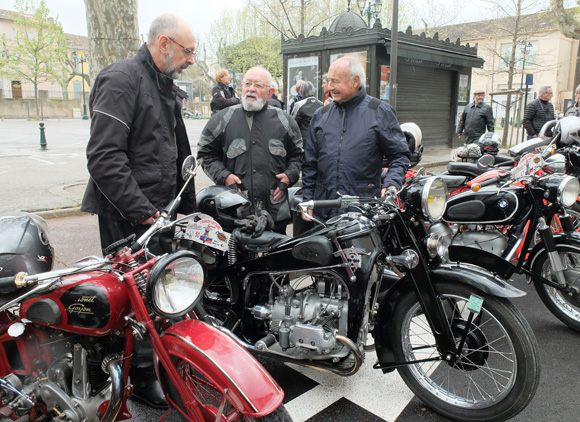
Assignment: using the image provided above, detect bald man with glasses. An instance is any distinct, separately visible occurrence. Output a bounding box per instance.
[81,14,197,409]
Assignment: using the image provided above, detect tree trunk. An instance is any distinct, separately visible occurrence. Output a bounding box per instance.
[84,0,140,84]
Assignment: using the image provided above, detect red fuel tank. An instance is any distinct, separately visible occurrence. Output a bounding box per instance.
[19,272,131,336]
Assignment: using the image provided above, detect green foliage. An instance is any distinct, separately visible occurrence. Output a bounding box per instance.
[1,0,68,95]
[225,37,283,80]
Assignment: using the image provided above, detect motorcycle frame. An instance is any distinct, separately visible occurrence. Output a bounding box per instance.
[117,249,284,420]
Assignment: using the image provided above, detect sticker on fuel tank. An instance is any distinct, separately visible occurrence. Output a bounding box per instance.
[61,284,110,328]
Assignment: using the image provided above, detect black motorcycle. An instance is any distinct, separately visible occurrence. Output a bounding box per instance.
[435,148,580,332]
[176,175,540,422]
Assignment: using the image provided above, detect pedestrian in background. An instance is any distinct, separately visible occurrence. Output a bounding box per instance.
[198,66,303,233]
[292,81,323,141]
[322,73,333,105]
[565,84,580,117]
[302,56,410,221]
[81,14,197,409]
[523,85,555,139]
[210,68,240,115]
[288,79,304,114]
[457,89,494,144]
[267,80,284,109]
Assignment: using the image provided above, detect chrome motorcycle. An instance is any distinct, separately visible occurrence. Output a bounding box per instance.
[176,175,540,422]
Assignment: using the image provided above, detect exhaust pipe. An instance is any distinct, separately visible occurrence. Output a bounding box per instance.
[220,326,363,376]
[101,354,124,422]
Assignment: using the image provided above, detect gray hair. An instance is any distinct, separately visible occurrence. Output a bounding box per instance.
[300,81,316,98]
[539,86,552,96]
[575,84,580,95]
[339,56,366,87]
[322,73,329,83]
[271,81,279,91]
[147,15,180,44]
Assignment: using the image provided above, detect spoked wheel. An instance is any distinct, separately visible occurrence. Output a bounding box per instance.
[391,282,540,422]
[160,357,292,422]
[532,244,580,332]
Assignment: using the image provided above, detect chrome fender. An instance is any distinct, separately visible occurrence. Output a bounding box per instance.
[160,319,283,418]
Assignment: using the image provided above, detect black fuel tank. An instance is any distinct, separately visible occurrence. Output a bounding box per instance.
[443,188,520,224]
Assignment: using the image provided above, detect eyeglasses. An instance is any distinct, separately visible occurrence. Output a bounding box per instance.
[166,36,196,58]
[242,80,268,90]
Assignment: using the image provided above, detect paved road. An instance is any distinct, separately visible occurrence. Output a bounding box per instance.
[0,119,214,215]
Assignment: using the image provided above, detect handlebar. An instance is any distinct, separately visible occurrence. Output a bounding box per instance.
[471,173,509,191]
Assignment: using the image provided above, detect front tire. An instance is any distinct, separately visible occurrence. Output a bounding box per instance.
[532,244,580,332]
[391,282,540,422]
[159,357,292,421]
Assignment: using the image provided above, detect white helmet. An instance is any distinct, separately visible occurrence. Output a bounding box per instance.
[555,116,580,146]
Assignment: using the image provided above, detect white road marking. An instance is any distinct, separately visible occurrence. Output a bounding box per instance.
[28,156,55,165]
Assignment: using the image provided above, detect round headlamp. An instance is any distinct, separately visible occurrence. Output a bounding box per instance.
[558,175,580,208]
[421,177,448,221]
[146,251,206,318]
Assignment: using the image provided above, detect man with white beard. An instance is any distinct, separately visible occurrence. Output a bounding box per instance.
[197,66,303,232]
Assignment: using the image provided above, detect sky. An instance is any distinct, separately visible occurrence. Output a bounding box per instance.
[0,0,562,40]
[0,0,534,39]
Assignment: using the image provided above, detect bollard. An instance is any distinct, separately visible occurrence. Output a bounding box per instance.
[39,122,47,150]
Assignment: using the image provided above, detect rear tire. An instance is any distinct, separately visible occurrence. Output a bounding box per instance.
[391,282,540,422]
[159,357,292,421]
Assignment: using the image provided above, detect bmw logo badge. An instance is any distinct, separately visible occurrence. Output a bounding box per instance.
[498,199,508,208]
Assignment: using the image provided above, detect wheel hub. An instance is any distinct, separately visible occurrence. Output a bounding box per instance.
[449,320,489,370]
[563,268,580,307]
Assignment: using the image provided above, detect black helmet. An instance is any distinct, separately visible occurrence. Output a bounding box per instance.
[196,186,253,232]
[0,214,54,277]
[477,133,501,155]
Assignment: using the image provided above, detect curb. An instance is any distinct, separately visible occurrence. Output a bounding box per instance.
[34,207,85,220]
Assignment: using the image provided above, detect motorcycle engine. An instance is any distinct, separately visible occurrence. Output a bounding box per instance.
[453,226,508,256]
[250,272,349,356]
[0,329,123,422]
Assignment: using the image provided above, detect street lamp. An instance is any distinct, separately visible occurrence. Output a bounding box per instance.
[71,51,89,120]
[519,40,533,90]
[357,0,383,27]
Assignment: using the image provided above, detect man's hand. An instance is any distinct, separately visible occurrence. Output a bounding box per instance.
[225,173,242,187]
[273,173,290,201]
[141,211,160,225]
[457,135,462,139]
[301,208,313,221]
[381,186,398,198]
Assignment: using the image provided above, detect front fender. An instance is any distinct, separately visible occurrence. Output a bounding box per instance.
[527,232,580,270]
[430,264,526,298]
[160,320,283,418]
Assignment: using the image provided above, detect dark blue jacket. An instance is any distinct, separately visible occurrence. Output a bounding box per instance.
[302,87,410,219]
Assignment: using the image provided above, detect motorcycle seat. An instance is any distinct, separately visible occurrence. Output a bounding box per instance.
[492,155,515,166]
[438,174,467,189]
[448,162,488,178]
[233,229,291,253]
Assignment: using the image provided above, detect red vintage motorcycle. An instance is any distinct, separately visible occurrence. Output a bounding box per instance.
[0,156,290,422]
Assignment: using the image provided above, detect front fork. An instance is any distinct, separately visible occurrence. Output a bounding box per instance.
[538,216,569,287]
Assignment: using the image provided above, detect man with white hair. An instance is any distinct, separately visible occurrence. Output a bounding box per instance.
[523,85,555,139]
[197,66,303,232]
[302,56,410,221]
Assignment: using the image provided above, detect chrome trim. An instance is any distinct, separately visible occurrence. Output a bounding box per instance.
[101,355,124,422]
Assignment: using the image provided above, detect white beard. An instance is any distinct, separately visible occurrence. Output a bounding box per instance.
[242,94,265,112]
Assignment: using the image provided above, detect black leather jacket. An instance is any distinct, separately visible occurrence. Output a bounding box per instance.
[457,102,494,138]
[523,99,555,137]
[210,82,239,114]
[81,44,195,225]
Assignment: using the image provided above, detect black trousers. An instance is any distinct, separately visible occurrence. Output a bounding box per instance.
[98,216,174,380]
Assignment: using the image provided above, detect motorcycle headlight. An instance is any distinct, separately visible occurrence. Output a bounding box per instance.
[146,251,206,319]
[558,175,580,207]
[421,177,448,221]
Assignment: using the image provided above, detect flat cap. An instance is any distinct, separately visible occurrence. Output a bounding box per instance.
[473,89,485,94]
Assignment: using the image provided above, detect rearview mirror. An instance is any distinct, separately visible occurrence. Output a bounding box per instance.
[181,156,197,181]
